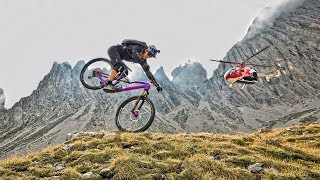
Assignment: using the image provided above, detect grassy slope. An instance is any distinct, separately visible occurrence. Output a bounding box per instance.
[0,124,319,180]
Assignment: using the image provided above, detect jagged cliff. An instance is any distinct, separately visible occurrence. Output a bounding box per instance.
[0,88,5,111]
[0,0,319,159]
[199,0,320,129]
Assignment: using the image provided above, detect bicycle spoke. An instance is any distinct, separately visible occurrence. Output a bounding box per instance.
[80,58,112,90]
[116,96,154,132]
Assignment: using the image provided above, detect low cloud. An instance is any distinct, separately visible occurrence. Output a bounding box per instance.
[247,0,305,37]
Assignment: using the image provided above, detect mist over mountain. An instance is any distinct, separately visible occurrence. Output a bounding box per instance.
[247,0,305,38]
[0,0,319,159]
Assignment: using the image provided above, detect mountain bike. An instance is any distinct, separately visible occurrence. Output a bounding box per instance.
[80,58,156,132]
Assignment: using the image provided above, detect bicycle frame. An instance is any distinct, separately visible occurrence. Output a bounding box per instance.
[95,70,151,93]
[96,70,152,115]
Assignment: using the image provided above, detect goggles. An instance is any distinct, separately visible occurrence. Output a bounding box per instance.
[147,46,160,58]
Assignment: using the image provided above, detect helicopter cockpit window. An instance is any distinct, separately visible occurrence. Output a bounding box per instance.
[228,68,235,76]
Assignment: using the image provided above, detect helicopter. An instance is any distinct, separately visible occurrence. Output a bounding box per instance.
[210,46,283,89]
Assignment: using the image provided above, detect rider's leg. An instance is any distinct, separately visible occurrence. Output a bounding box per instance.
[107,45,123,84]
[109,69,117,81]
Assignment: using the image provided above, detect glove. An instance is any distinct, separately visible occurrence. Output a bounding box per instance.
[153,81,162,92]
[156,86,163,92]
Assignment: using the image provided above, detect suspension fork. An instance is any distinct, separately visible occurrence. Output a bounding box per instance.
[131,89,149,113]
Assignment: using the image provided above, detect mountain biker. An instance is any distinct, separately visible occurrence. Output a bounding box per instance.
[104,39,162,92]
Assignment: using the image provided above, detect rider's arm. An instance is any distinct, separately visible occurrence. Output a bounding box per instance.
[132,45,157,83]
[141,62,162,92]
[141,62,155,82]
[132,45,162,92]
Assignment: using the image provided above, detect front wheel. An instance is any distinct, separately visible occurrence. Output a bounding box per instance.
[115,96,155,132]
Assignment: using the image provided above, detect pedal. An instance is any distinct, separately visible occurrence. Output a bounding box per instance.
[103,88,118,93]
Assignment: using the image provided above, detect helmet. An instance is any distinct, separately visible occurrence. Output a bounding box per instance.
[147,45,160,58]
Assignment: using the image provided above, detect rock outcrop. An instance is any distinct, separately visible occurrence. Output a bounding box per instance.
[0,88,5,111]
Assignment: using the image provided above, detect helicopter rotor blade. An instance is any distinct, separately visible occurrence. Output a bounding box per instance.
[246,63,273,67]
[244,45,271,62]
[209,59,242,65]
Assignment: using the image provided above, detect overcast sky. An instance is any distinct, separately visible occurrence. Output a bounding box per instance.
[0,0,280,108]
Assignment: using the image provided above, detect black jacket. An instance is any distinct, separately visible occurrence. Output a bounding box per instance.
[112,44,157,84]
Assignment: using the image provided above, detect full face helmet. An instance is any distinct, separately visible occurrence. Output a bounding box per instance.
[147,45,160,58]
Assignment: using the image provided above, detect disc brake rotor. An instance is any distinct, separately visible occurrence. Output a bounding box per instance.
[130,110,141,121]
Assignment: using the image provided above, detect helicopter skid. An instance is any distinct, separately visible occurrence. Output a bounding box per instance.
[235,79,257,84]
[228,80,257,89]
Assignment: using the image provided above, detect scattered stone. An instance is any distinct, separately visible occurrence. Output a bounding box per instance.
[80,132,99,136]
[179,163,186,171]
[32,160,39,164]
[259,127,271,133]
[55,164,65,171]
[158,174,166,180]
[103,132,116,138]
[99,168,113,178]
[66,133,73,140]
[83,172,94,179]
[53,176,61,179]
[66,132,99,140]
[63,144,74,150]
[122,143,136,149]
[93,163,102,167]
[248,163,264,173]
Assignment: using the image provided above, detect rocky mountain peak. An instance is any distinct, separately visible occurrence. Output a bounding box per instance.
[72,60,86,75]
[154,66,170,83]
[171,60,207,87]
[51,61,72,72]
[0,88,5,111]
[37,61,74,90]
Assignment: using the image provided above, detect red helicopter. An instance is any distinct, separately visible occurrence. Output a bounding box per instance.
[210,46,282,88]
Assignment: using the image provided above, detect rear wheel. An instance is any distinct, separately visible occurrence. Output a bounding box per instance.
[115,96,155,132]
[80,58,113,90]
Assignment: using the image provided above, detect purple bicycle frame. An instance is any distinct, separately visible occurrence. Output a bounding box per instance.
[96,70,151,92]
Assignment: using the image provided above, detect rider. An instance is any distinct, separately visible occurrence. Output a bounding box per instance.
[104,39,162,92]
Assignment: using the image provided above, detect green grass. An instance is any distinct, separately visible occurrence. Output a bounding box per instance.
[0,124,320,179]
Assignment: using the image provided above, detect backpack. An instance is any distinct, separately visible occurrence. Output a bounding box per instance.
[121,39,147,49]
